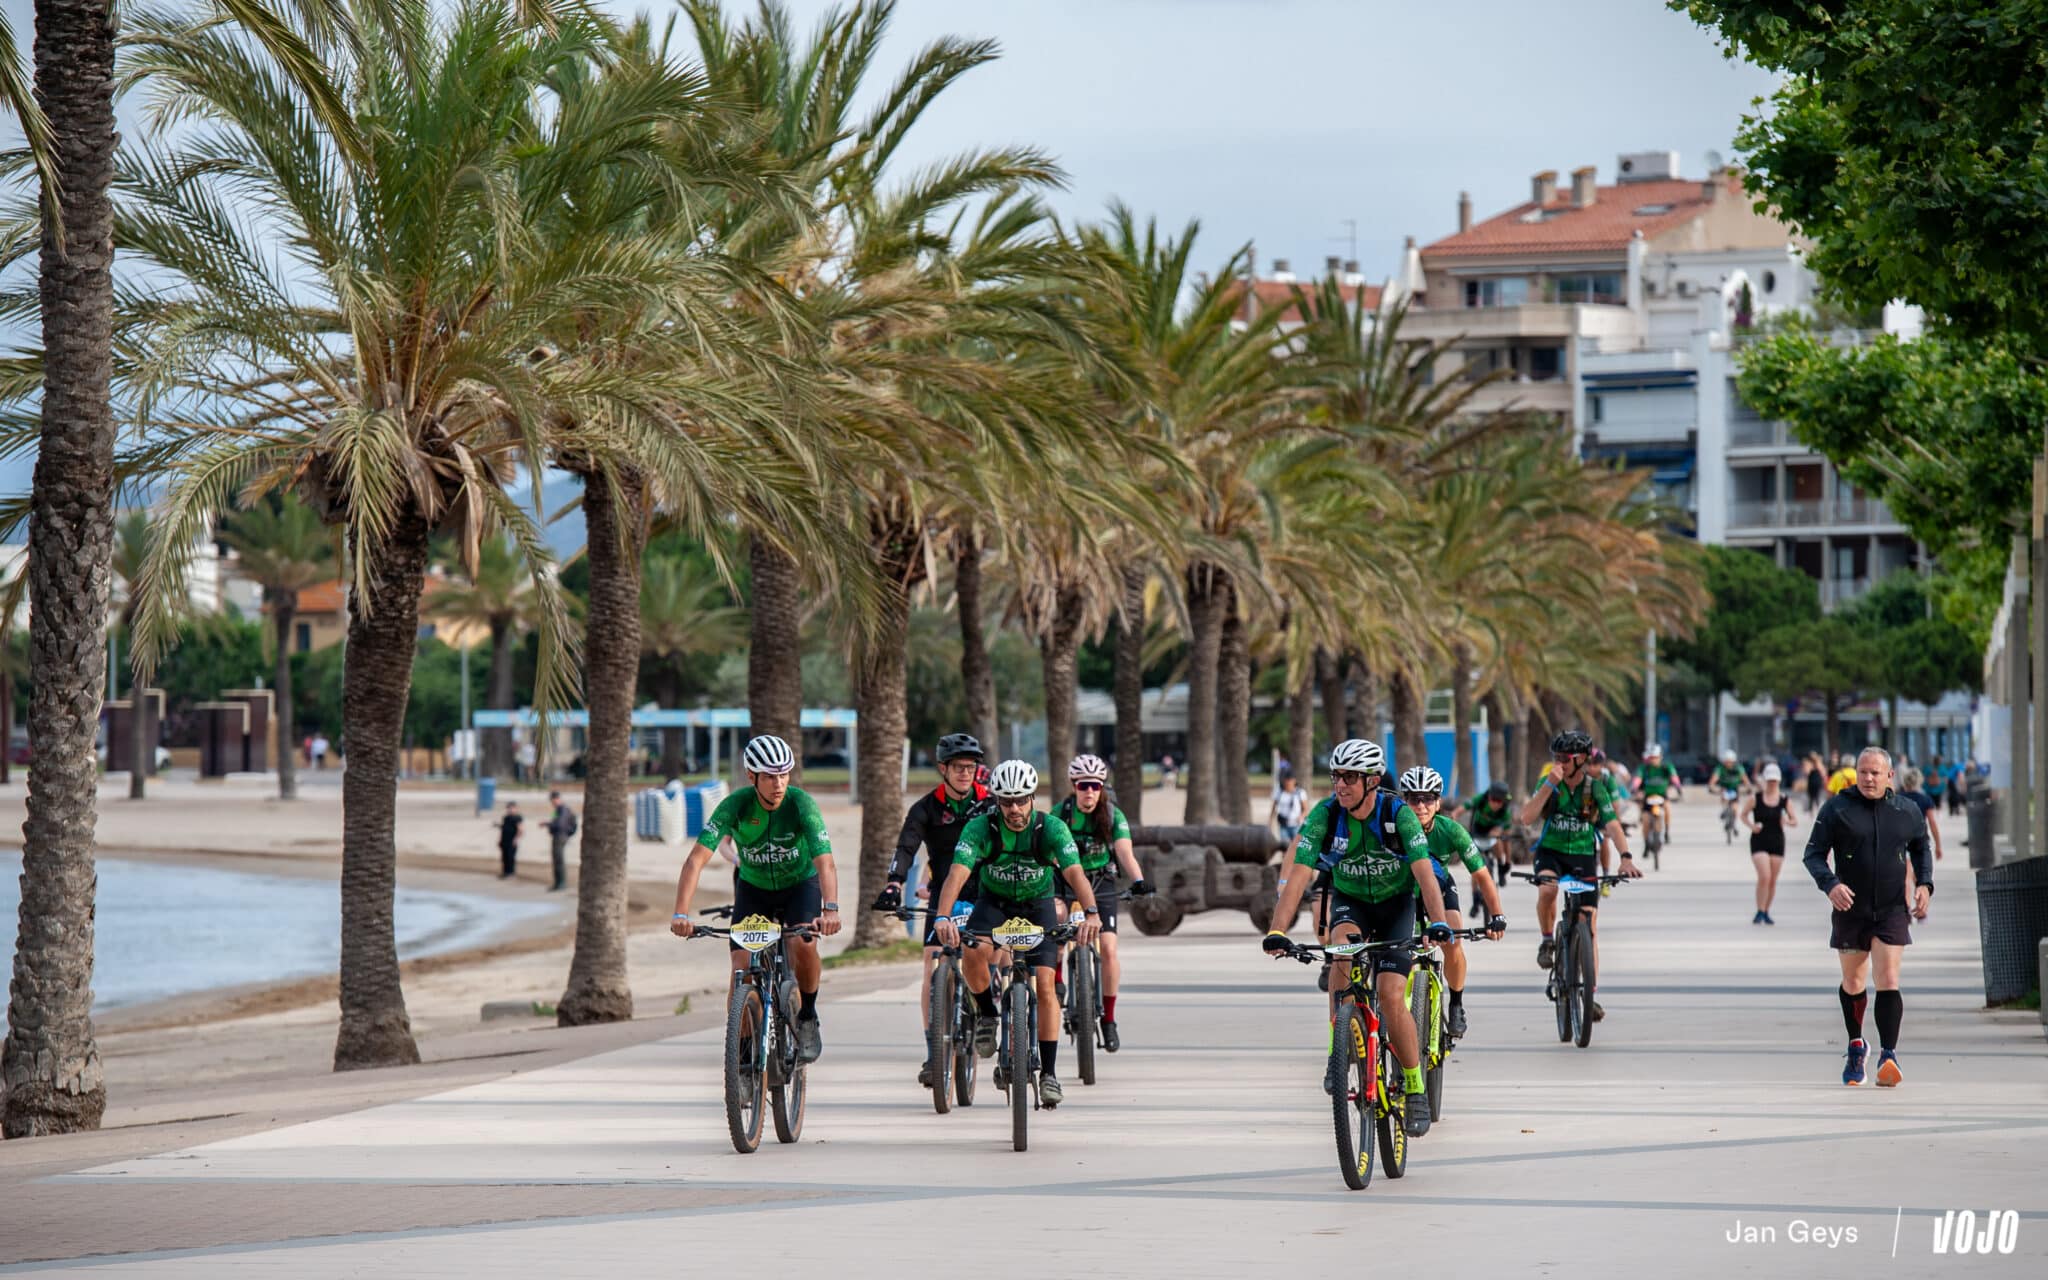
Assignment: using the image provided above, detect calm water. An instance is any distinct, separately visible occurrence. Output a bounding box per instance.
[0,853,556,1027]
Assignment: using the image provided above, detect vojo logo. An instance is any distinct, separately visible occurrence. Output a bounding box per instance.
[1932,1209,2020,1255]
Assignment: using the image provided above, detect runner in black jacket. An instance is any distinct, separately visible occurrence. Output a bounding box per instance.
[874,734,994,1088]
[1802,747,1932,1089]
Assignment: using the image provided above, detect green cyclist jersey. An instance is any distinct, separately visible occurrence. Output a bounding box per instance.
[1056,797,1131,873]
[1424,814,1486,874]
[1464,794,1513,832]
[952,811,1081,901]
[1638,761,1680,796]
[1293,796,1430,903]
[1712,764,1747,792]
[1534,776,1618,859]
[696,786,833,891]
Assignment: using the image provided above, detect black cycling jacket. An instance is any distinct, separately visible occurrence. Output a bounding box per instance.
[1802,787,1933,909]
[887,783,995,884]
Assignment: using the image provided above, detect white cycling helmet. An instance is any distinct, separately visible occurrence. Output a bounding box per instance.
[1397,765,1444,796]
[1329,739,1385,775]
[1722,749,1738,764]
[988,759,1039,799]
[1068,753,1109,782]
[1645,743,1664,760]
[742,734,796,776]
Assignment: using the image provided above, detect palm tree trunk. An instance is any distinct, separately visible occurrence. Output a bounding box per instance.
[747,535,803,781]
[852,516,920,948]
[1450,644,1476,795]
[955,528,998,753]
[1512,697,1534,794]
[1316,646,1346,747]
[4,0,119,1136]
[1345,650,1377,747]
[334,507,431,1071]
[274,598,298,801]
[1482,690,1507,793]
[483,617,514,778]
[1216,589,1251,823]
[1181,562,1228,824]
[1039,585,1084,796]
[125,639,146,799]
[1112,565,1146,824]
[1287,666,1314,793]
[558,468,645,1026]
[658,665,684,781]
[1390,670,1426,780]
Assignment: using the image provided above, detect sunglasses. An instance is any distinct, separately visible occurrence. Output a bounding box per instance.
[1331,770,1372,786]
[1402,791,1441,804]
[1074,780,1104,792]
[996,796,1034,809]
[1552,753,1586,765]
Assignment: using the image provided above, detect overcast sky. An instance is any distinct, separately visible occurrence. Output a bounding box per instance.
[0,0,1779,513]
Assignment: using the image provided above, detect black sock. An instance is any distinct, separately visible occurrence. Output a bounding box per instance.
[1874,989,1903,1051]
[974,987,996,1016]
[1839,986,1867,1041]
[799,989,818,1021]
[1040,1039,1058,1076]
[1449,988,1464,1008]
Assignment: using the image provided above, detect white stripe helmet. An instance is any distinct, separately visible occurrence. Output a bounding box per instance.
[1068,753,1110,782]
[1329,739,1385,775]
[988,759,1039,799]
[1398,765,1444,796]
[742,734,796,776]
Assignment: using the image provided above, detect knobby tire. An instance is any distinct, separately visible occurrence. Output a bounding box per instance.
[1573,918,1597,1048]
[1332,1002,1373,1190]
[1073,947,1098,1087]
[1376,1003,1409,1179]
[723,983,766,1154]
[928,962,954,1115]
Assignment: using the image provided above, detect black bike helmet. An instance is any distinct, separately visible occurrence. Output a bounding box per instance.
[935,733,985,763]
[1550,729,1594,756]
[1487,781,1509,801]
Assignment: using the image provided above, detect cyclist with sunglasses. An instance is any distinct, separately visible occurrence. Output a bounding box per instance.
[1518,730,1641,1021]
[1398,766,1506,1039]
[1053,755,1151,1051]
[1260,739,1452,1137]
[933,760,1103,1108]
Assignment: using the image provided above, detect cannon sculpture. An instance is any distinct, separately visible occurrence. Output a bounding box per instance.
[1123,824,1300,936]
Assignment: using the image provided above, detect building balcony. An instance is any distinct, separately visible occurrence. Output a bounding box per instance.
[1460,378,1573,417]
[1407,302,1602,342]
[1822,578,1872,610]
[1727,496,1903,533]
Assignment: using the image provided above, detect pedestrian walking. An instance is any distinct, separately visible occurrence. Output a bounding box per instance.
[1898,767,1945,862]
[516,738,537,786]
[1826,752,1856,795]
[544,789,579,891]
[1741,764,1796,924]
[1803,754,1826,814]
[1159,753,1177,790]
[497,802,523,878]
[1269,771,1308,846]
[1945,760,1967,816]
[311,733,331,770]
[1803,747,1933,1088]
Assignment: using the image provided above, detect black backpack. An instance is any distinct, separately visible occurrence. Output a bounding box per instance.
[1315,792,1409,870]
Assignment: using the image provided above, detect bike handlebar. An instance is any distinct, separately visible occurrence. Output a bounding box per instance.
[1509,871,1633,887]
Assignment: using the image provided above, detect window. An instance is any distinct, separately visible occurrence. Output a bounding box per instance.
[295,623,312,653]
[1762,270,1777,295]
[1529,346,1563,381]
[1589,393,1603,424]
[1462,277,1528,308]
[1553,273,1622,304]
[1632,203,1675,216]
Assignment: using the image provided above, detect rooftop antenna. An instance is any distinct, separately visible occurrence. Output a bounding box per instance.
[1329,219,1358,266]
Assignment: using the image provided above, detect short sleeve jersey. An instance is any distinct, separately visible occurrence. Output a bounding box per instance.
[1638,761,1680,796]
[1055,799,1131,874]
[1712,764,1747,792]
[696,786,833,891]
[1424,814,1485,875]
[1828,767,1857,794]
[953,812,1081,901]
[1535,777,1618,859]
[1293,796,1430,903]
[1463,794,1512,833]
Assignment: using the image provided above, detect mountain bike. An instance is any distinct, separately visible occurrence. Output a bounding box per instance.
[1513,870,1629,1048]
[1280,937,1430,1190]
[1719,788,1741,844]
[1640,794,1667,870]
[1473,833,1513,885]
[1061,888,1139,1086]
[1404,924,1494,1122]
[688,906,817,1154]
[961,918,1079,1152]
[881,903,979,1114]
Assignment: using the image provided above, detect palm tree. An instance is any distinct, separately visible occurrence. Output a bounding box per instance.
[220,493,335,800]
[426,535,545,781]
[640,550,748,778]
[109,512,156,800]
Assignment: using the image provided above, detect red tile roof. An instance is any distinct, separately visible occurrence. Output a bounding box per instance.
[297,579,346,614]
[1423,175,1737,258]
[1229,277,1383,322]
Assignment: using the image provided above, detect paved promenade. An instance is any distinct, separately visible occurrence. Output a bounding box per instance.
[2,802,2043,1276]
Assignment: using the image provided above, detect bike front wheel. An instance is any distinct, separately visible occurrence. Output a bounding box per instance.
[1376,1013,1409,1179]
[1008,983,1033,1152]
[927,961,955,1115]
[1071,946,1098,1087]
[771,1023,806,1144]
[1407,966,1442,1121]
[1553,932,1574,1043]
[953,973,978,1107]
[723,983,767,1154]
[1572,918,1598,1049]
[1332,1003,1374,1190]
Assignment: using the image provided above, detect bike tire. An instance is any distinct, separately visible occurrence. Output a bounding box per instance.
[1332,1003,1373,1190]
[927,962,955,1115]
[1376,1014,1409,1179]
[770,1027,806,1144]
[1072,947,1098,1087]
[1426,975,1446,1123]
[722,983,766,1154]
[1553,930,1574,1042]
[1407,966,1440,1120]
[1572,918,1597,1049]
[1008,983,1033,1152]
[953,974,978,1107]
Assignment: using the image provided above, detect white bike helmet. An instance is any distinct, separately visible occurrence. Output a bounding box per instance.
[1721,749,1738,765]
[1645,743,1664,760]
[742,734,796,776]
[1329,739,1385,775]
[988,759,1039,799]
[1068,753,1109,782]
[1397,765,1444,796]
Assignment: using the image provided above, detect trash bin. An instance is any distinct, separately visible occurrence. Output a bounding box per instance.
[476,775,497,814]
[1967,781,1997,869]
[1974,855,2048,1004]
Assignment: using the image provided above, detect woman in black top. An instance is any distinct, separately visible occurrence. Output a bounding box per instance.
[1803,754,1826,814]
[1743,763,1798,924]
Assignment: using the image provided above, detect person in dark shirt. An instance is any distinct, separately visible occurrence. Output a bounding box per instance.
[1803,747,1933,1089]
[497,802,523,878]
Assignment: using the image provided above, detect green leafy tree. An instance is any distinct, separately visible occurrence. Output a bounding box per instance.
[1735,618,1881,764]
[640,553,747,779]
[427,535,547,781]
[1656,544,1818,749]
[1837,571,1982,747]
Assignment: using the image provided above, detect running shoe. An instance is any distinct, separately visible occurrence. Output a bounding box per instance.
[1753,910,1767,924]
[1537,938,1556,970]
[1761,912,1775,925]
[1842,1038,1868,1086]
[1875,1049,1903,1087]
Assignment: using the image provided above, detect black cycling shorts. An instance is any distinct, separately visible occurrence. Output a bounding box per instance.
[1831,906,1912,951]
[966,895,1062,969]
[1058,868,1121,934]
[729,876,822,954]
[1533,850,1600,911]
[1322,888,1417,976]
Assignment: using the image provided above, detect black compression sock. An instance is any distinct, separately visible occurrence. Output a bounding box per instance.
[1874,989,1903,1051]
[1449,988,1464,1008]
[799,989,818,1021]
[1040,1039,1058,1076]
[1839,986,1867,1041]
[974,987,997,1016]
